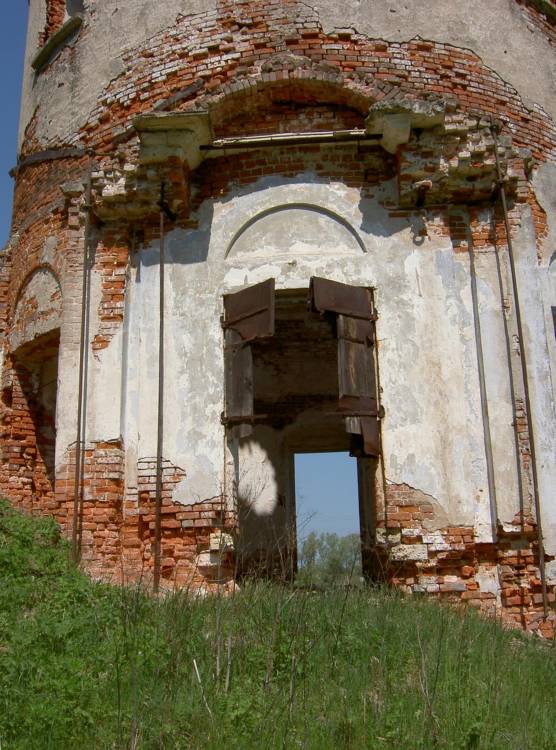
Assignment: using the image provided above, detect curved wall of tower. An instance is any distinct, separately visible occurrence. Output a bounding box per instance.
[2,0,556,633]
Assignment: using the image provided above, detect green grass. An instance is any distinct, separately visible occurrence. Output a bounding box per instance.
[0,500,555,750]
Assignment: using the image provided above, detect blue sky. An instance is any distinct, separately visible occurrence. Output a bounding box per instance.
[0,6,360,540]
[295,452,359,540]
[1,5,28,247]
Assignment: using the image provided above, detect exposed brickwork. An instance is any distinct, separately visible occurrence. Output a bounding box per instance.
[70,1,556,166]
[119,458,235,589]
[0,337,59,520]
[91,227,129,352]
[193,142,393,204]
[376,483,556,638]
[51,450,236,590]
[0,246,13,340]
[213,92,366,138]
[527,188,550,260]
[515,0,556,47]
[40,0,67,47]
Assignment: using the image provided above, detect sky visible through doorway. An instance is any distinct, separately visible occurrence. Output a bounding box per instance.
[295,452,360,540]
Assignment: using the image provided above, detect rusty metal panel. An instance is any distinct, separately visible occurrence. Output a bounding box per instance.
[338,338,375,400]
[303,275,382,457]
[337,315,374,345]
[337,313,377,419]
[360,417,380,457]
[223,278,275,342]
[310,277,371,320]
[224,329,253,437]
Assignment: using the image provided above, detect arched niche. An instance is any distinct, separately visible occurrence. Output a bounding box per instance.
[226,203,366,260]
[10,267,62,352]
[208,73,370,138]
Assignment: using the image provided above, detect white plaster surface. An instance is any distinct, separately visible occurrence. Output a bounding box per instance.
[512,209,556,555]
[477,565,502,606]
[531,164,556,554]
[227,204,365,259]
[472,249,522,529]
[316,0,556,120]
[113,172,535,539]
[13,1,556,567]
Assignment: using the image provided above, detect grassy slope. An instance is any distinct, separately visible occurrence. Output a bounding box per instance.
[0,500,555,750]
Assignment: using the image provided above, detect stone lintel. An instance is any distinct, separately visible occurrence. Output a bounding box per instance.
[133,111,212,170]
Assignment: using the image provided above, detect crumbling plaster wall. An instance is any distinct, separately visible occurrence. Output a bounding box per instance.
[10,267,62,352]
[7,0,554,616]
[119,173,536,546]
[503,159,556,557]
[20,0,556,149]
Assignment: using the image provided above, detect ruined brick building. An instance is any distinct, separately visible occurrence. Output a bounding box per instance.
[2,0,556,634]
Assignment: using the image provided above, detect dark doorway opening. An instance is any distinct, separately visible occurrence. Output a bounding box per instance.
[225,279,380,584]
[12,330,60,508]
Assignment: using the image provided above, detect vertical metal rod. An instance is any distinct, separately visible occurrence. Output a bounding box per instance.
[466,217,499,541]
[71,176,92,563]
[491,123,549,617]
[153,187,166,593]
[372,292,388,577]
[77,253,92,556]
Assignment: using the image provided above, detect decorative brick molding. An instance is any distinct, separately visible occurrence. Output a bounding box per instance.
[76,2,556,165]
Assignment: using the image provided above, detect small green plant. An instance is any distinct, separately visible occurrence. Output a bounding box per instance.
[0,500,555,749]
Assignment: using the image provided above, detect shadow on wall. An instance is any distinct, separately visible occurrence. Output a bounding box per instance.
[232,426,294,581]
[138,202,214,267]
[136,159,429,269]
[226,202,367,259]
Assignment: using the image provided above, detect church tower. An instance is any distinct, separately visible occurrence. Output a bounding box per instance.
[2,0,556,634]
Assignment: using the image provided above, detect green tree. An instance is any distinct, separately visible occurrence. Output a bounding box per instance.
[297,531,362,587]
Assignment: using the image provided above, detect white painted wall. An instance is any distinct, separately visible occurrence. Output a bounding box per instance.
[112,172,545,542]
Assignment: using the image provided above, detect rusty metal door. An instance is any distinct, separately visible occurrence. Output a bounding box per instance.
[309,277,381,457]
[222,278,275,437]
[357,456,379,581]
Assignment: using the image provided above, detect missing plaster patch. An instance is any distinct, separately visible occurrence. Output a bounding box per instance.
[384,481,450,531]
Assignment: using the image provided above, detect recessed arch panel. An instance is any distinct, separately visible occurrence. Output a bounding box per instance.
[10,266,62,352]
[226,203,366,260]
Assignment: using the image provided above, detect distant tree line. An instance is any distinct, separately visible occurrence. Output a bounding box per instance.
[296,532,362,587]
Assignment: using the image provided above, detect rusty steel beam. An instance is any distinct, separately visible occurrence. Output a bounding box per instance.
[491,121,549,618]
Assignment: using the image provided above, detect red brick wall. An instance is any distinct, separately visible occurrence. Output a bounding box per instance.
[54,449,236,590]
[40,0,67,46]
[91,227,129,352]
[76,2,556,164]
[514,0,556,46]
[0,341,59,520]
[121,458,235,589]
[377,483,555,637]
